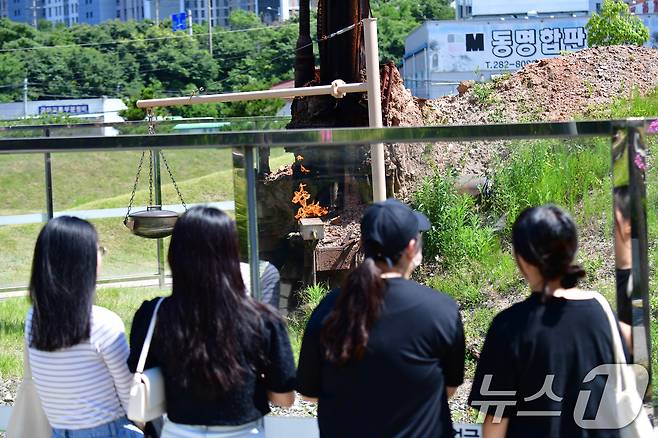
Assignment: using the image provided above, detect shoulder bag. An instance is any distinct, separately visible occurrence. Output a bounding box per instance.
[586,293,654,438]
[127,297,166,423]
[6,337,51,438]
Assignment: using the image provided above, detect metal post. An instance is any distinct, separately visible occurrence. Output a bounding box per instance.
[152,149,165,288]
[187,8,193,36]
[23,78,28,118]
[244,146,261,301]
[207,0,213,57]
[625,123,653,408]
[44,128,54,220]
[155,0,160,24]
[363,18,386,202]
[31,0,37,27]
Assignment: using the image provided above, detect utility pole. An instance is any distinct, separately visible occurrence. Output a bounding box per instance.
[208,0,213,57]
[31,0,37,28]
[155,0,160,25]
[23,78,28,119]
[187,8,193,36]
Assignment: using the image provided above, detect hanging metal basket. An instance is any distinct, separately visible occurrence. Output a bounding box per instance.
[125,206,179,239]
[123,110,187,239]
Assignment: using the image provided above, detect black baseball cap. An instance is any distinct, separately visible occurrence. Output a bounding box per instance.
[361,199,431,258]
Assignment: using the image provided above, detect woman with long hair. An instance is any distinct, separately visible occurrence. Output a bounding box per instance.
[27,216,142,438]
[128,206,295,438]
[468,205,630,438]
[296,199,466,437]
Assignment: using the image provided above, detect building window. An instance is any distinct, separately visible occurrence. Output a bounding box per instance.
[117,10,120,17]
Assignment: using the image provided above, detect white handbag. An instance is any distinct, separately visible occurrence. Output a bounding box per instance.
[127,297,166,423]
[6,338,51,438]
[583,293,654,437]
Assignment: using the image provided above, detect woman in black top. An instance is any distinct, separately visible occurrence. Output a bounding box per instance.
[128,207,296,438]
[297,199,466,438]
[468,205,628,438]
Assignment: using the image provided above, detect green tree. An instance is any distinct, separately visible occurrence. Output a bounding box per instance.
[229,9,263,30]
[120,83,167,121]
[371,0,453,63]
[586,0,649,46]
[0,54,25,102]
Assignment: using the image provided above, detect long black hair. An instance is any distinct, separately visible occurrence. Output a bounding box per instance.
[29,216,98,351]
[156,206,272,397]
[512,205,586,300]
[321,239,411,365]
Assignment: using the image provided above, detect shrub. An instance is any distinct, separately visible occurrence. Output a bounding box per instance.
[413,173,495,266]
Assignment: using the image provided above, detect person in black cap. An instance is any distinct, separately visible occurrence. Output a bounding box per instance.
[296,199,465,438]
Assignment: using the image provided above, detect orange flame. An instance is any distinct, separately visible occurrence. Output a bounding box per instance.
[292,183,328,220]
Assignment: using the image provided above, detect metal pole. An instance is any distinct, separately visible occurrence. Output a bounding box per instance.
[23,78,28,118]
[363,18,386,202]
[187,8,193,36]
[244,146,261,300]
[155,0,160,25]
[625,123,653,408]
[32,0,37,27]
[44,128,54,220]
[208,0,213,57]
[152,149,165,288]
[136,82,368,108]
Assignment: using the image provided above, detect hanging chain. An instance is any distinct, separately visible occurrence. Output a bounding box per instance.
[160,151,187,210]
[146,108,186,210]
[124,150,146,225]
[146,108,156,207]
[148,149,154,206]
[147,108,156,135]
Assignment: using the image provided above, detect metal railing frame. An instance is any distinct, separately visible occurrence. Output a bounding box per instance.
[0,118,655,414]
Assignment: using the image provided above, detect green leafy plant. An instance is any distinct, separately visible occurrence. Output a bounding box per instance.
[471,82,497,106]
[288,283,329,359]
[586,0,649,46]
[414,173,495,265]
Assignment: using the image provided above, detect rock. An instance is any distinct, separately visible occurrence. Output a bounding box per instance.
[457,80,476,95]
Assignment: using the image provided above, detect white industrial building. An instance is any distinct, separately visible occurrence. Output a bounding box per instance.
[0,97,126,121]
[405,0,658,98]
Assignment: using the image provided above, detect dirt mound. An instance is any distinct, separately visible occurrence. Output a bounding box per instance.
[382,45,658,199]
[422,45,658,125]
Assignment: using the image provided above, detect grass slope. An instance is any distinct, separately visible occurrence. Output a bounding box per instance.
[0,151,293,286]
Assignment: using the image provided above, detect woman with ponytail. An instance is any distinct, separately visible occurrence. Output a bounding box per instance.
[297,199,465,438]
[469,205,629,438]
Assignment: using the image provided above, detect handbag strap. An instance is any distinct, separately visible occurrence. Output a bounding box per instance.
[591,292,627,365]
[136,297,165,374]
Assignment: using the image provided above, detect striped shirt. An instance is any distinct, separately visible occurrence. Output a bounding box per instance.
[26,305,133,430]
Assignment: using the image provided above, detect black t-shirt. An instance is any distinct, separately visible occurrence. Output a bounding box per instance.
[616,268,632,325]
[296,278,465,438]
[468,293,629,438]
[128,297,296,426]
